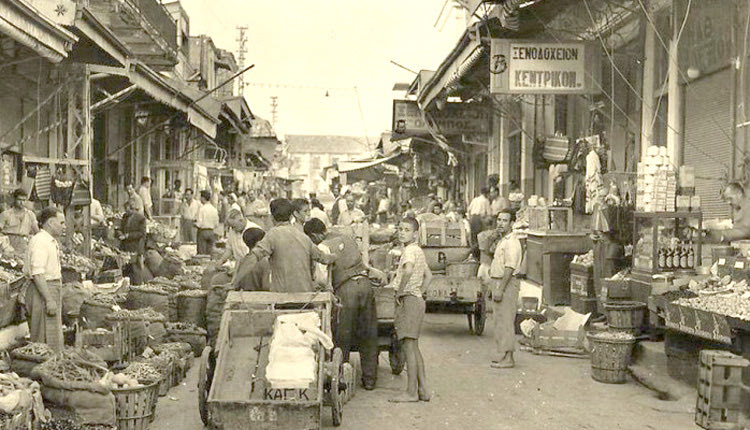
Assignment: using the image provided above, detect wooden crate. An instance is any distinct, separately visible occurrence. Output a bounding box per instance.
[695,350,750,430]
[75,324,128,362]
[569,262,594,297]
[419,221,467,247]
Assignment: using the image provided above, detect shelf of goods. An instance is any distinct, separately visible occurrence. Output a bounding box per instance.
[631,211,702,303]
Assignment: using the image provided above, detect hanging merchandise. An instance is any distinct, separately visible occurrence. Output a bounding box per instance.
[34,167,51,200]
[194,164,208,191]
[20,171,34,198]
[585,144,604,214]
[70,178,92,206]
[50,168,73,207]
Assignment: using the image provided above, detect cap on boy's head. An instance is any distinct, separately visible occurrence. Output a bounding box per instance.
[303,218,326,237]
[270,198,294,222]
[242,228,265,250]
[200,190,211,201]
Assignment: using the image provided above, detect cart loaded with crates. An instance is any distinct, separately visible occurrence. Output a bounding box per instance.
[198,291,351,429]
[419,220,487,335]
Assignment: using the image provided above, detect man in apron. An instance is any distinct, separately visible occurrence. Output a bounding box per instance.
[25,207,66,350]
[0,189,38,256]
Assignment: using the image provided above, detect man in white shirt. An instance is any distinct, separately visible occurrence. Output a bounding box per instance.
[195,190,219,255]
[180,188,201,242]
[467,187,492,251]
[25,207,65,350]
[214,208,262,268]
[138,176,153,219]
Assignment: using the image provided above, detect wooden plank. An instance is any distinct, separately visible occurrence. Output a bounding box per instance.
[23,155,88,166]
[225,291,334,306]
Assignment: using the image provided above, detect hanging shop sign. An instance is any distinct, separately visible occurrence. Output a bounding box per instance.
[489,39,601,95]
[392,100,490,136]
[676,0,733,80]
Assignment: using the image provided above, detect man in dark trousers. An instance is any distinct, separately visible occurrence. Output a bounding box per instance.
[303,218,380,390]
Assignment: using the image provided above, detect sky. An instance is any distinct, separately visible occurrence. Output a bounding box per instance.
[178,0,468,139]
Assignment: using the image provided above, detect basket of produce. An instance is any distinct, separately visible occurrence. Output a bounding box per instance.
[122,362,164,423]
[32,349,117,426]
[0,372,47,430]
[152,343,193,377]
[446,260,479,278]
[603,301,646,334]
[9,343,56,377]
[587,331,636,384]
[165,322,207,357]
[132,355,174,397]
[175,289,207,328]
[125,284,176,320]
[80,294,122,329]
[61,252,99,277]
[0,279,22,328]
[75,325,128,363]
[101,372,158,430]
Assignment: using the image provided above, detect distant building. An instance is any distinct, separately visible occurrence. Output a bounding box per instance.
[284,135,373,197]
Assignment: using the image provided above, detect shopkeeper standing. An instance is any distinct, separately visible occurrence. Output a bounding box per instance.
[25,207,65,350]
[0,189,39,255]
[707,182,750,243]
[195,190,219,255]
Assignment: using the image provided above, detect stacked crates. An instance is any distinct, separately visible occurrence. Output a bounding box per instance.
[569,261,596,314]
[695,350,749,430]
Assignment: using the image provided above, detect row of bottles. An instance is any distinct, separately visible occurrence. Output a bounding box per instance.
[657,243,695,270]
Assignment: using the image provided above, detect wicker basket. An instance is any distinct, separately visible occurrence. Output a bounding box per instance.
[603,301,646,334]
[112,382,159,430]
[166,329,207,357]
[446,261,479,278]
[587,332,636,384]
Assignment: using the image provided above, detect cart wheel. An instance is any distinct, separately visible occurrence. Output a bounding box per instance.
[388,333,405,375]
[472,297,486,336]
[331,347,343,427]
[198,346,213,427]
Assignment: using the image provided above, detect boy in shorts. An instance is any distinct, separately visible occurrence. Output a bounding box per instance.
[389,216,432,402]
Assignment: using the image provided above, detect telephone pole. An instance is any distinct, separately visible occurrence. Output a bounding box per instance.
[270,96,278,127]
[236,26,248,96]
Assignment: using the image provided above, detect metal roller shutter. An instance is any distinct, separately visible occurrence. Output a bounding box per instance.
[683,69,732,219]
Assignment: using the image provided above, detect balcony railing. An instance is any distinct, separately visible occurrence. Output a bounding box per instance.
[131,0,177,52]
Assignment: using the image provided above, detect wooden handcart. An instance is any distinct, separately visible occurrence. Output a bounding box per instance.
[198,291,347,429]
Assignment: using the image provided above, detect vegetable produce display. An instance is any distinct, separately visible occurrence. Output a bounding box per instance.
[60,252,98,274]
[11,343,56,362]
[152,342,192,357]
[588,331,635,341]
[107,308,166,322]
[0,372,47,430]
[166,322,205,333]
[100,372,143,389]
[122,362,163,385]
[670,275,750,321]
[147,220,178,241]
[0,266,23,283]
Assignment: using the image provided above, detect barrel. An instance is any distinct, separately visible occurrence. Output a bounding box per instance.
[603,301,646,334]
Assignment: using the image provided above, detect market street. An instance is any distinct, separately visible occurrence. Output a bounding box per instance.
[153,313,696,430]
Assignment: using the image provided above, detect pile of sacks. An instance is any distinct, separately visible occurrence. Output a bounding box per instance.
[265,313,333,388]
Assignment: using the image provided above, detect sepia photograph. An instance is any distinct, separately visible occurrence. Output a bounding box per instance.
[0,0,747,429]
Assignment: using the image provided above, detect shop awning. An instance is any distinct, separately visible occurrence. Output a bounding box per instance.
[0,0,77,62]
[417,25,485,109]
[90,62,221,137]
[336,152,402,174]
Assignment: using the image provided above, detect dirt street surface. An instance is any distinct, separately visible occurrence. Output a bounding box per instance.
[153,314,697,430]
